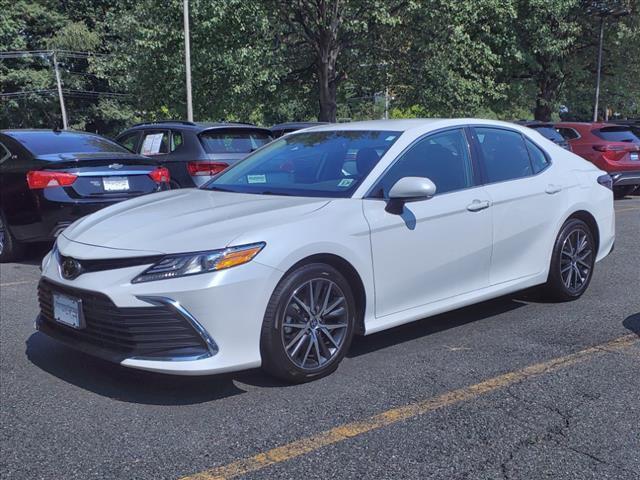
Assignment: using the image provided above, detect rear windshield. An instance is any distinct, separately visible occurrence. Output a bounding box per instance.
[530,126,565,143]
[10,131,127,155]
[594,127,640,143]
[199,129,272,154]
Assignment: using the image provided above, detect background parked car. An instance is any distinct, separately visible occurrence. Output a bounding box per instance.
[516,121,571,150]
[0,129,170,262]
[270,122,329,138]
[554,122,640,198]
[116,121,273,188]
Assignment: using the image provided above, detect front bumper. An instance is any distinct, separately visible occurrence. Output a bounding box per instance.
[38,243,283,375]
[610,170,640,187]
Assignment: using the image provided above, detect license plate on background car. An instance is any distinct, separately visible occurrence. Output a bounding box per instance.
[630,152,639,161]
[53,293,84,329]
[103,176,130,191]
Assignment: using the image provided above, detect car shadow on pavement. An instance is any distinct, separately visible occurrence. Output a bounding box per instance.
[348,294,529,358]
[25,332,247,405]
[623,313,640,337]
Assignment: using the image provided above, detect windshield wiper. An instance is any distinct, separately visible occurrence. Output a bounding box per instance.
[259,191,292,196]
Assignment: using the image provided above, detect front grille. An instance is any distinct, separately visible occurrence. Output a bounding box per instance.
[57,253,164,274]
[37,279,209,361]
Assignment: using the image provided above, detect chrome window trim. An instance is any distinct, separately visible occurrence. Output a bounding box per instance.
[136,295,219,360]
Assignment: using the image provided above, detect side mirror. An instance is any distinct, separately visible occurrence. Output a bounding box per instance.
[386,177,436,214]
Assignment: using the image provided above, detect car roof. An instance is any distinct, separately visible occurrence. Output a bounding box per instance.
[123,121,271,133]
[1,129,104,139]
[297,118,534,134]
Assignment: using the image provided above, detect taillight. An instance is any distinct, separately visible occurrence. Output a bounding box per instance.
[26,170,77,189]
[187,161,229,176]
[594,144,639,161]
[597,174,613,190]
[148,167,170,183]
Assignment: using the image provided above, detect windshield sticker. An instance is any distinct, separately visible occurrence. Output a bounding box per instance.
[385,135,397,142]
[338,178,354,188]
[247,174,267,184]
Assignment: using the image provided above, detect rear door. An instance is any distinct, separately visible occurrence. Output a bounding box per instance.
[472,126,569,285]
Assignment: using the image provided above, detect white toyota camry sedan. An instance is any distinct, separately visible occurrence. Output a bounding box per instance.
[38,119,615,382]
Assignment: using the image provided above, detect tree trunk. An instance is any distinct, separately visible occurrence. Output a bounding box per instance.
[317,61,338,122]
[534,100,553,122]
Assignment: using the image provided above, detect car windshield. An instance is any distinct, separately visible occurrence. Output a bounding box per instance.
[594,127,640,143]
[203,130,401,197]
[199,129,272,154]
[11,131,127,155]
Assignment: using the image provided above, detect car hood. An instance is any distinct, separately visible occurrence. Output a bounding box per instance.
[62,189,331,254]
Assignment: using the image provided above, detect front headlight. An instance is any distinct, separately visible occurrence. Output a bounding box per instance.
[131,242,265,284]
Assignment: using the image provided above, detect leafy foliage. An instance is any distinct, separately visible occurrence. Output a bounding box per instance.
[1,0,638,134]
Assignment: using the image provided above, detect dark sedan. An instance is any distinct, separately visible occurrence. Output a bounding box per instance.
[0,129,170,262]
[516,121,571,151]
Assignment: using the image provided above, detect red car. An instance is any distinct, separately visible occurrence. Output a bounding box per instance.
[555,122,640,198]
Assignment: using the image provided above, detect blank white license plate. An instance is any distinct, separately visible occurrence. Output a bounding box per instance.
[103,176,130,191]
[53,293,84,329]
[630,153,639,161]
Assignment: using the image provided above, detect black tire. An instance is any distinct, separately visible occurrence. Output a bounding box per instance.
[260,263,357,383]
[0,212,26,263]
[542,218,596,302]
[613,185,634,199]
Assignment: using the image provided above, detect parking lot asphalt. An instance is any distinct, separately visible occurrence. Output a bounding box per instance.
[1,197,639,480]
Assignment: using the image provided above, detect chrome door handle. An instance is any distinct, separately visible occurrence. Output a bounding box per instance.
[546,184,563,194]
[467,200,491,212]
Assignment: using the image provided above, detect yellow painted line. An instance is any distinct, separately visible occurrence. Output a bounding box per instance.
[181,334,638,480]
[0,280,33,288]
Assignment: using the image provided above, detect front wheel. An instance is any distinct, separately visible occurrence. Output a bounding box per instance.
[542,218,596,302]
[260,263,356,383]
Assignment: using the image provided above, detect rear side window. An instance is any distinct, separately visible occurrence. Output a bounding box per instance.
[593,127,640,143]
[171,131,183,151]
[376,129,474,196]
[141,131,170,155]
[556,127,580,140]
[475,128,532,183]
[525,139,550,174]
[199,130,272,154]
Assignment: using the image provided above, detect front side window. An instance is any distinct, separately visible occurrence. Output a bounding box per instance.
[141,130,170,155]
[374,129,474,197]
[118,132,140,153]
[204,130,400,198]
[475,128,532,183]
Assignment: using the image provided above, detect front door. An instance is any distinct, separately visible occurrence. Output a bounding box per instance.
[363,128,493,318]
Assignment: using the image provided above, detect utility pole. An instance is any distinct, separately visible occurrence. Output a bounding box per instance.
[52,51,68,129]
[593,16,605,122]
[384,87,389,120]
[183,0,193,122]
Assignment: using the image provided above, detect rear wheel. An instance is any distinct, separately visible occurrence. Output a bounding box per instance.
[542,218,596,301]
[260,263,356,383]
[0,213,26,263]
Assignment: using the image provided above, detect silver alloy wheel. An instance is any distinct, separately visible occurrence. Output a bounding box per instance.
[560,228,593,293]
[281,278,349,370]
[0,216,5,255]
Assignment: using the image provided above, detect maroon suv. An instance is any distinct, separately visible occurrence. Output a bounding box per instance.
[555,122,640,198]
